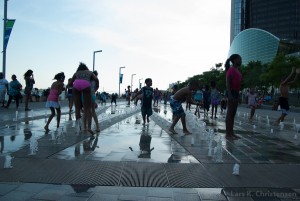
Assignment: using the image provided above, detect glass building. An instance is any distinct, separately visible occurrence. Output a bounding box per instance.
[230,0,300,44]
[229,28,280,64]
[229,0,300,64]
[230,0,247,43]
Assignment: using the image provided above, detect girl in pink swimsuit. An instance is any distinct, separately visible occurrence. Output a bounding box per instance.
[70,62,99,135]
[44,72,65,131]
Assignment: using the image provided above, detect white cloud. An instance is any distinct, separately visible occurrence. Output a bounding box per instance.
[3,0,231,91]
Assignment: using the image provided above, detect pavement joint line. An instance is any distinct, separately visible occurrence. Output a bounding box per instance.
[221,146,241,164]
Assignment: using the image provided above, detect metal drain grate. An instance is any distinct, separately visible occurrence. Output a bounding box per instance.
[120,162,169,187]
[164,163,221,188]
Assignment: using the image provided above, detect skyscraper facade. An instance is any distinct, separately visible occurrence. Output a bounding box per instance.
[231,0,300,44]
[229,0,300,64]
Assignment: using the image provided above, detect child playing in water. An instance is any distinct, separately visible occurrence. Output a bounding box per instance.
[210,81,220,119]
[168,80,200,135]
[44,72,65,131]
[131,78,154,125]
[70,62,99,135]
[247,87,257,122]
[276,67,300,123]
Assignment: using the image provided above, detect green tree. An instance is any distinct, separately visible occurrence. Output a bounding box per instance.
[169,55,300,95]
[262,53,300,88]
[241,61,270,93]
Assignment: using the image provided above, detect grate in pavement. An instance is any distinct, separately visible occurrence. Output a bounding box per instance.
[164,163,221,188]
[119,162,169,187]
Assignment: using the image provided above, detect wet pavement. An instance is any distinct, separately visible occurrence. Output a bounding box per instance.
[0,100,300,201]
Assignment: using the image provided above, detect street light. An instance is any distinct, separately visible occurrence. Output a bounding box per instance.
[119,66,125,97]
[131,74,136,91]
[139,78,143,89]
[2,0,7,77]
[93,50,102,71]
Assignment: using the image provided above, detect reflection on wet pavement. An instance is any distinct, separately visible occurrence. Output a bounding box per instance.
[151,104,300,164]
[0,118,47,155]
[51,112,199,163]
[1,101,300,200]
[0,102,300,165]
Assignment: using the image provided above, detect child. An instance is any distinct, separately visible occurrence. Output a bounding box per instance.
[132,88,138,106]
[210,81,220,119]
[44,72,65,131]
[220,96,227,114]
[131,78,153,125]
[5,74,22,109]
[171,84,179,121]
[193,89,203,118]
[185,100,191,111]
[168,80,200,135]
[126,85,131,106]
[23,69,35,111]
[153,88,160,107]
[276,67,299,123]
[171,84,178,95]
[0,72,9,107]
[202,84,210,118]
[65,78,73,112]
[247,88,257,122]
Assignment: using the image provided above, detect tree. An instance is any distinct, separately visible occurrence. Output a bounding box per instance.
[263,54,300,88]
[241,61,271,93]
[168,55,300,95]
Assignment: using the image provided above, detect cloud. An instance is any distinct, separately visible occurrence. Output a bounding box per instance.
[4,0,231,91]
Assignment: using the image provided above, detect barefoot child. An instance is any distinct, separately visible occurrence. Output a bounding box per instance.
[168,80,200,135]
[131,78,153,125]
[276,67,299,123]
[44,72,65,131]
[220,96,227,114]
[210,81,220,119]
[247,87,257,122]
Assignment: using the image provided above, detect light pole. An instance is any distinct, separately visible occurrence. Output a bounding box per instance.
[131,74,136,91]
[2,0,7,77]
[93,50,102,71]
[119,66,125,97]
[139,78,143,89]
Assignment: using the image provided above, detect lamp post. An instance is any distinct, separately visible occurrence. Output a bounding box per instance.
[93,50,102,71]
[119,66,125,97]
[131,74,136,91]
[139,78,143,89]
[2,0,7,77]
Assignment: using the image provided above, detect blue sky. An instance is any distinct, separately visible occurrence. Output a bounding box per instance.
[1,0,231,93]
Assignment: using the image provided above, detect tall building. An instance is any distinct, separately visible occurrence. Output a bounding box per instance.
[229,0,300,64]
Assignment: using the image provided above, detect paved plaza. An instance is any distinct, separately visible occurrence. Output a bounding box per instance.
[0,99,300,201]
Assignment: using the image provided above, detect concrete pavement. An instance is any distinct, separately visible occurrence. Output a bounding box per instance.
[0,99,300,201]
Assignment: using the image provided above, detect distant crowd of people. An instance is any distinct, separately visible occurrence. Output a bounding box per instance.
[0,54,299,140]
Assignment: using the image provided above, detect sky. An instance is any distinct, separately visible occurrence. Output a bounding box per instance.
[1,0,231,94]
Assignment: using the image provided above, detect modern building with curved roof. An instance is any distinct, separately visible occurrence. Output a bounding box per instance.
[229,0,300,65]
[228,28,279,64]
[229,28,300,65]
